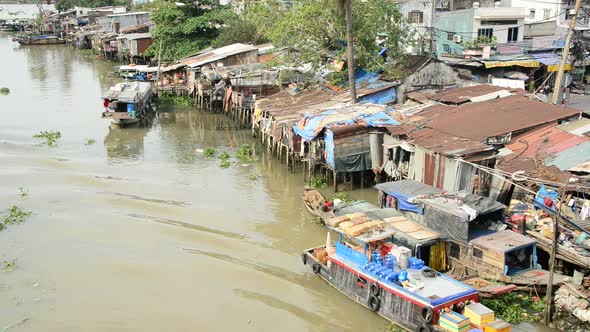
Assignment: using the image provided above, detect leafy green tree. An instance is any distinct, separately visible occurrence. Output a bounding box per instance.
[213,15,268,47]
[146,0,236,59]
[244,0,409,75]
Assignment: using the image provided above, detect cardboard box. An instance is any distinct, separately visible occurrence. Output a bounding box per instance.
[464,303,494,328]
[440,311,471,332]
[484,319,511,332]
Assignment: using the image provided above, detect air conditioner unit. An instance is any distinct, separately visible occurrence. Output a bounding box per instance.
[453,34,462,43]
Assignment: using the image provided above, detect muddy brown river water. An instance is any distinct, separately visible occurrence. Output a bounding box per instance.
[0,34,555,332]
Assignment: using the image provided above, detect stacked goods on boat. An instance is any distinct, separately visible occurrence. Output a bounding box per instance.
[464,303,494,329]
[482,320,511,332]
[439,311,470,332]
[327,212,386,237]
[302,189,326,212]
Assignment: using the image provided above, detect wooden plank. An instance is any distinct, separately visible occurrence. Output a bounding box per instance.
[410,229,439,240]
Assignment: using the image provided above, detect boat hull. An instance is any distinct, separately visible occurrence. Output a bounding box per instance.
[16,38,65,45]
[303,246,477,332]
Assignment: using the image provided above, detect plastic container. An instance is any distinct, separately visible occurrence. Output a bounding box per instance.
[127,103,135,113]
[385,271,399,282]
[399,254,409,270]
[408,257,425,270]
[398,270,408,282]
[385,254,396,270]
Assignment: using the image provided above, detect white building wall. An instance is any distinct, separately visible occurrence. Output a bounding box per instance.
[501,0,560,23]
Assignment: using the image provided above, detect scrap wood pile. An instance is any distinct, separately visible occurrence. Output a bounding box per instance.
[555,281,590,332]
[327,212,386,237]
[508,199,590,261]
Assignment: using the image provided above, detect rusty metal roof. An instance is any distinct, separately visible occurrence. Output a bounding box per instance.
[504,123,589,159]
[429,85,511,104]
[416,95,581,141]
[407,128,495,156]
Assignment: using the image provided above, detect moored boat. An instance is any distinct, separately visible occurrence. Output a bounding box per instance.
[14,34,65,45]
[303,226,483,332]
[301,187,327,216]
[102,82,153,127]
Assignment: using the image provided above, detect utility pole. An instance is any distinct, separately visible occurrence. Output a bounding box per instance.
[544,181,569,326]
[430,0,437,56]
[551,0,582,104]
[345,0,357,103]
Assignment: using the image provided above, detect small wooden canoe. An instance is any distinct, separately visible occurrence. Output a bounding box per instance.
[302,187,326,217]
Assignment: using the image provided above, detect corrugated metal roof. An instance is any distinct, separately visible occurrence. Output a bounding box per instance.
[429,85,511,104]
[504,123,589,158]
[185,43,257,68]
[374,180,444,197]
[416,95,581,141]
[407,127,495,156]
[556,118,590,136]
[472,230,535,253]
[118,33,151,40]
[545,141,590,171]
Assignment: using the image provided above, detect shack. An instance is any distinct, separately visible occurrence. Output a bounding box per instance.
[116,33,152,61]
[96,11,150,34]
[374,180,506,245]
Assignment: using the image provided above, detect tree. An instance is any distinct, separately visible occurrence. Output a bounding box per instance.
[244,0,408,77]
[146,0,236,59]
[213,15,268,47]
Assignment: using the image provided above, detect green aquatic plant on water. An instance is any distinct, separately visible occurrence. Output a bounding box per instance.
[204,147,215,158]
[333,191,352,203]
[481,292,545,324]
[236,144,255,162]
[219,159,231,168]
[3,259,16,272]
[2,206,32,227]
[248,174,260,181]
[19,188,28,198]
[219,152,230,160]
[33,130,61,147]
[85,138,96,145]
[0,87,9,95]
[310,176,327,189]
[157,93,194,106]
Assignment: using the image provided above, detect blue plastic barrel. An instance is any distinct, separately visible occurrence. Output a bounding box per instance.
[127,103,136,113]
[398,270,408,282]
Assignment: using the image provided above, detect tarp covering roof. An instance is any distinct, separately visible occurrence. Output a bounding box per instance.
[292,104,398,141]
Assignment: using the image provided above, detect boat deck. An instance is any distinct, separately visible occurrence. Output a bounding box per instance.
[331,252,477,306]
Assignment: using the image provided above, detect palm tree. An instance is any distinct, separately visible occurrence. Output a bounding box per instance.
[336,0,357,103]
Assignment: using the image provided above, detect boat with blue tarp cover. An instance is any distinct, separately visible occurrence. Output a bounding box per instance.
[302,223,481,332]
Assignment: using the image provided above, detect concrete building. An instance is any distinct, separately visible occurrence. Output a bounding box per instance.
[96,12,150,34]
[435,3,527,56]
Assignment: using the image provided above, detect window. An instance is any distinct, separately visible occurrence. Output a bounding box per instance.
[508,27,519,42]
[408,11,424,24]
[544,9,551,19]
[473,248,483,258]
[480,19,518,25]
[449,242,461,259]
[447,32,454,41]
[443,44,451,53]
[529,8,536,19]
[478,28,493,38]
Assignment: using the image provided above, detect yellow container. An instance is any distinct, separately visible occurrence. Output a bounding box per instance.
[484,319,511,332]
[464,303,494,328]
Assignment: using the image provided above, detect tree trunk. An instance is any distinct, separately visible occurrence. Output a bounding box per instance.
[345,0,356,104]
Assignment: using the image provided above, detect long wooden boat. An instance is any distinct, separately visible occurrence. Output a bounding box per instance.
[301,187,326,216]
[303,228,481,332]
[101,82,153,127]
[15,35,65,45]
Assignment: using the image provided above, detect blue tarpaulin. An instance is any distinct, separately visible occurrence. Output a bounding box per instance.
[324,129,335,169]
[292,110,337,141]
[359,86,397,104]
[358,111,399,127]
[534,185,558,211]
